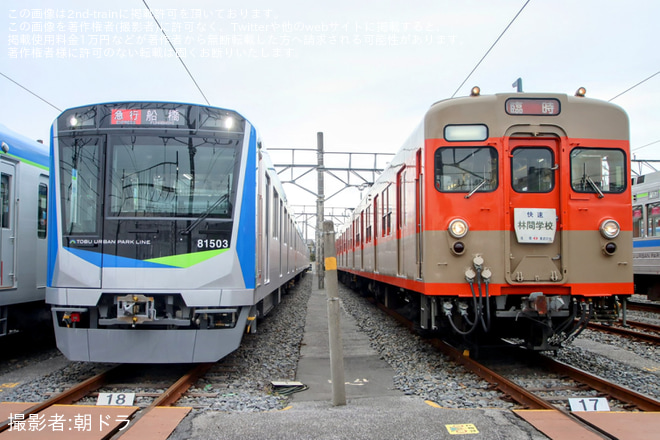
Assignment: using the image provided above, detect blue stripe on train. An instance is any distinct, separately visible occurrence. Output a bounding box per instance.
[65,247,171,268]
[47,125,58,287]
[235,126,257,289]
[633,239,660,248]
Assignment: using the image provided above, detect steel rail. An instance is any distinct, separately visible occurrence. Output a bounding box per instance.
[150,362,214,407]
[627,301,660,314]
[539,354,660,412]
[372,301,554,409]
[0,365,122,433]
[110,362,214,439]
[588,321,660,345]
[372,301,619,438]
[622,319,660,333]
[373,298,660,412]
[426,338,556,410]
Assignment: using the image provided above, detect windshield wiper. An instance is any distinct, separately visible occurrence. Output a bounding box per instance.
[181,193,230,235]
[585,175,604,199]
[464,179,486,199]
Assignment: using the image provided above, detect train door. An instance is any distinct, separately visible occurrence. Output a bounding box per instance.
[415,150,422,280]
[349,223,353,268]
[264,175,271,284]
[373,195,378,272]
[0,161,15,289]
[360,211,364,270]
[506,137,563,283]
[37,176,48,288]
[278,198,283,278]
[257,156,264,287]
[397,167,405,275]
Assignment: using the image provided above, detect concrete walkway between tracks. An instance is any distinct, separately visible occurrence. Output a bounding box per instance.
[292,273,402,402]
[186,274,547,439]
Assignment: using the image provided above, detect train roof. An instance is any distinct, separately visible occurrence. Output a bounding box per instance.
[56,100,252,126]
[53,100,266,149]
[0,123,49,170]
[632,171,660,195]
[426,92,629,141]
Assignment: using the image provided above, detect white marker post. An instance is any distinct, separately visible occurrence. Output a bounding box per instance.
[323,220,346,406]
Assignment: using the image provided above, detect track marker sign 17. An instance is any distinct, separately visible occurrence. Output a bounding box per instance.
[568,397,610,412]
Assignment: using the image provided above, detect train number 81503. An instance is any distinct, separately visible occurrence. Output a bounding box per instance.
[197,239,230,249]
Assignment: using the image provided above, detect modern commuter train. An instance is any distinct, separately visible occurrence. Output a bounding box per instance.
[47,102,309,363]
[0,124,50,337]
[632,171,660,300]
[336,87,632,351]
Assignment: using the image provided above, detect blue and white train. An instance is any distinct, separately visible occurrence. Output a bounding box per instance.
[47,102,309,363]
[632,171,660,300]
[0,124,50,336]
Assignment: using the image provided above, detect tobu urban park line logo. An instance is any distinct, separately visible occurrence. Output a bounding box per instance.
[69,239,151,246]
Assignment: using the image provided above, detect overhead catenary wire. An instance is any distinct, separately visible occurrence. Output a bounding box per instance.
[615,72,660,155]
[632,139,660,153]
[451,0,531,98]
[609,70,660,102]
[142,0,210,106]
[0,71,62,112]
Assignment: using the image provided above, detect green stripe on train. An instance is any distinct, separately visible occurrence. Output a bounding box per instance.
[146,248,229,268]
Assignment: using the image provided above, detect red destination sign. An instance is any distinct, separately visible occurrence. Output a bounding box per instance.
[111,109,142,125]
[505,99,560,116]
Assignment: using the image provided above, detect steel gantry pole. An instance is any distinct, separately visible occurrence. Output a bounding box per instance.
[316,132,325,289]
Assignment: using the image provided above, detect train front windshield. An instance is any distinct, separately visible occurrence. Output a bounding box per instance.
[108,135,238,218]
[58,134,241,233]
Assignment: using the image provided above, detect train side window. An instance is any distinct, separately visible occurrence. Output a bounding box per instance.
[273,191,279,240]
[511,148,554,192]
[632,205,643,238]
[366,206,372,243]
[648,203,660,237]
[0,174,9,229]
[382,186,392,236]
[38,183,48,238]
[434,147,498,193]
[59,136,102,235]
[570,148,626,194]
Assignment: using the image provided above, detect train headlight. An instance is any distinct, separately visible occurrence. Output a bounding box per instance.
[448,219,469,238]
[599,219,620,239]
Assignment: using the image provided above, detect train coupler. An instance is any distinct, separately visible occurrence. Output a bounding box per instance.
[116,294,156,327]
[522,292,565,316]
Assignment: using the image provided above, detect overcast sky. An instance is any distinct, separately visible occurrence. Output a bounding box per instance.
[2,0,659,222]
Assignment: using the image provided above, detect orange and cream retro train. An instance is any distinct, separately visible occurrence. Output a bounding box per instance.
[337,88,632,350]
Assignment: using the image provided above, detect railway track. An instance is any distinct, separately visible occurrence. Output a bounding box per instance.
[588,319,660,345]
[0,363,213,439]
[426,336,660,412]
[627,300,660,314]
[372,300,660,438]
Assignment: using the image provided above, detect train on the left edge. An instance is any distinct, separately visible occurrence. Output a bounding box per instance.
[0,124,50,337]
[47,101,309,363]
